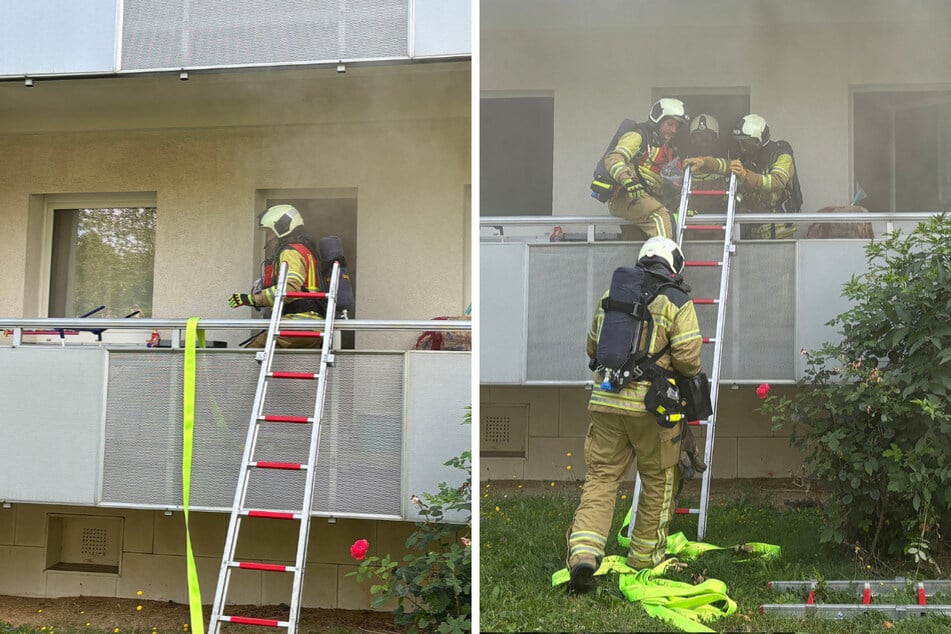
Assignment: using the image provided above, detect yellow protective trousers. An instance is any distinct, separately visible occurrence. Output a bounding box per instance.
[609,193,673,239]
[568,409,682,571]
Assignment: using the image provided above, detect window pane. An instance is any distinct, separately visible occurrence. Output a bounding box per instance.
[480,96,554,216]
[49,207,156,318]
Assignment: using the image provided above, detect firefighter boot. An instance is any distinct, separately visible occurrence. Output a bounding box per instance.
[567,559,597,595]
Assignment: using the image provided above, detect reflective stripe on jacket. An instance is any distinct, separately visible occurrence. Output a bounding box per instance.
[256,243,321,313]
[604,130,678,195]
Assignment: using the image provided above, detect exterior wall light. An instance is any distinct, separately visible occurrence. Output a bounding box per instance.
[336,62,346,74]
[24,77,33,87]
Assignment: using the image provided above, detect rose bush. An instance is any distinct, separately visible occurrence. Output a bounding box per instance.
[759,214,951,565]
[349,409,471,633]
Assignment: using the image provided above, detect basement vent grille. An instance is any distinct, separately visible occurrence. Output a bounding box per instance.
[81,527,108,558]
[483,416,511,444]
[480,404,528,457]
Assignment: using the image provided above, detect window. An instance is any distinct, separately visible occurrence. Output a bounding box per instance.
[46,196,157,318]
[854,89,951,212]
[480,94,554,216]
[257,189,358,348]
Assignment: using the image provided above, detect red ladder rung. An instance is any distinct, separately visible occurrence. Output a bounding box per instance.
[675,508,699,515]
[690,190,728,196]
[687,419,710,426]
[269,371,318,380]
[245,510,300,520]
[261,415,312,424]
[277,330,323,338]
[702,337,715,344]
[251,461,305,471]
[692,298,717,304]
[919,584,927,606]
[684,260,721,267]
[806,590,816,605]
[222,615,287,628]
[863,583,871,605]
[236,561,293,572]
[685,224,726,231]
[285,291,328,299]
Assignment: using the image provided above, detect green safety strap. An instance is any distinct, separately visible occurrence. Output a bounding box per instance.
[552,530,779,632]
[618,511,781,561]
[184,318,206,634]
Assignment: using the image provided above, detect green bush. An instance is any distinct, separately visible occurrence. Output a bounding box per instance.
[349,409,472,633]
[759,214,951,565]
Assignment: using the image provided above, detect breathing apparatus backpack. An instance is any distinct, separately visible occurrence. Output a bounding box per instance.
[592,265,711,427]
[317,235,355,316]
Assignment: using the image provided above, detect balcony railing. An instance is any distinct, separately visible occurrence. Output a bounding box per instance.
[0,317,471,523]
[480,211,942,386]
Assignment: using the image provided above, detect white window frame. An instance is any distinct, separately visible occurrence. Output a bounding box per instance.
[40,192,157,318]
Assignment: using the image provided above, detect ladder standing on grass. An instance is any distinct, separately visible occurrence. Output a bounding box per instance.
[627,168,737,541]
[208,259,340,633]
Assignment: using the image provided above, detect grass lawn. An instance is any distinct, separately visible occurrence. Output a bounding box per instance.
[479,480,951,633]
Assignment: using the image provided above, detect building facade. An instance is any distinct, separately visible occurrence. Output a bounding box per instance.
[480,0,951,481]
[0,0,472,612]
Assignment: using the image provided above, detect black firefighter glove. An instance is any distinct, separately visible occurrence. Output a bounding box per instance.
[229,293,254,309]
[622,178,646,201]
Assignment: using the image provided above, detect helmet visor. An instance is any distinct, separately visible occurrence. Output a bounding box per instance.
[732,136,760,157]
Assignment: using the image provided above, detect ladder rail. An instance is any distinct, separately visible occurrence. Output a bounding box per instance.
[209,261,292,631]
[674,166,693,246]
[286,261,341,629]
[628,169,737,543]
[697,172,736,539]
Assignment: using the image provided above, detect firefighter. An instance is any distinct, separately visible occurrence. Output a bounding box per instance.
[605,98,688,239]
[684,114,802,239]
[685,113,729,217]
[566,237,703,593]
[228,204,324,348]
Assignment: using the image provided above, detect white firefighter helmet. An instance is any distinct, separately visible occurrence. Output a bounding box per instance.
[257,204,303,239]
[733,114,770,145]
[638,236,685,274]
[690,113,719,138]
[649,98,689,126]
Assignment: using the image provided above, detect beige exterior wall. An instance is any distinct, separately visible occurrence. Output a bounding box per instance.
[0,63,471,349]
[0,503,421,610]
[0,63,471,609]
[480,385,803,482]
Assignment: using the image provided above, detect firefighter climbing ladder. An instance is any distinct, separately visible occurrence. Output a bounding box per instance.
[760,579,951,619]
[628,168,737,541]
[208,260,341,633]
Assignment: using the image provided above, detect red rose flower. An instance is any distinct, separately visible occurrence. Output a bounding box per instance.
[350,539,370,561]
[756,383,770,400]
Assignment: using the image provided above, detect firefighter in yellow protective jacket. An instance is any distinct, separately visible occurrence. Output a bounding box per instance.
[605,99,688,239]
[685,113,729,216]
[684,114,801,239]
[566,237,703,593]
[228,204,324,348]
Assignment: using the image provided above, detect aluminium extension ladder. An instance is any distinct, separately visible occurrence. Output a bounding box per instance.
[208,259,341,633]
[627,168,738,541]
[760,578,951,620]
